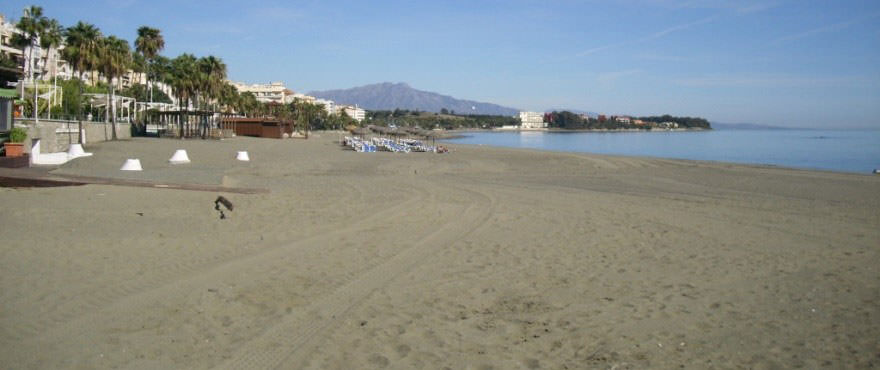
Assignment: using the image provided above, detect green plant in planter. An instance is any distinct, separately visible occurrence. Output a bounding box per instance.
[8,127,27,143]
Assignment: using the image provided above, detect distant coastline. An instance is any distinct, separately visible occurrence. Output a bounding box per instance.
[493,127,711,133]
[711,122,793,130]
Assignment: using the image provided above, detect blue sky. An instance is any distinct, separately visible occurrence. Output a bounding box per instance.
[2,0,879,128]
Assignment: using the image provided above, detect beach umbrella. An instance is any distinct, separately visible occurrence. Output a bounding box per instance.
[351,127,371,138]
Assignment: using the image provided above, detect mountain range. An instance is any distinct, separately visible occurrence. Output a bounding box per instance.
[308,82,520,116]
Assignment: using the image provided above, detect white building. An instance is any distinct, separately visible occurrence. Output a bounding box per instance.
[314,98,335,115]
[291,92,318,104]
[341,105,365,122]
[518,111,546,129]
[1,14,25,71]
[230,81,292,104]
[1,13,73,82]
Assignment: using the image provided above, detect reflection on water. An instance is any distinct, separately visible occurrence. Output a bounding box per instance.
[445,130,880,174]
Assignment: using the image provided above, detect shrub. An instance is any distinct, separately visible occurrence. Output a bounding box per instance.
[8,127,27,143]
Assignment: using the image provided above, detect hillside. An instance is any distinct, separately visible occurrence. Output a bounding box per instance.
[309,82,519,116]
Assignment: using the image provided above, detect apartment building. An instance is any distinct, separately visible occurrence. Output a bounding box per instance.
[518,111,547,129]
[340,105,365,122]
[1,13,73,82]
[230,81,292,104]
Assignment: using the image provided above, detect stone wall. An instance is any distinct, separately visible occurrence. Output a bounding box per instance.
[15,119,132,153]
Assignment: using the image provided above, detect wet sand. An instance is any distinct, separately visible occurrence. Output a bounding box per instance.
[0,134,878,369]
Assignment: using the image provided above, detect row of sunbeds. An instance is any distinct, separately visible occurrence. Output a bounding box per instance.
[343,136,444,153]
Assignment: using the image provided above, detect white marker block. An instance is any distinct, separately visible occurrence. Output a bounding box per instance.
[236,151,250,161]
[169,149,191,164]
[67,144,86,157]
[120,159,143,171]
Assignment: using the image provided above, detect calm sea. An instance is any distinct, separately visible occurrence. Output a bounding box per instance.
[443,129,880,174]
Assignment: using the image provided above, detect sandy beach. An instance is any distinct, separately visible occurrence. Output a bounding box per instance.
[1,133,878,369]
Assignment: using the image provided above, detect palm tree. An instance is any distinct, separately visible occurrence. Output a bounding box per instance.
[217,82,239,114]
[169,53,198,137]
[98,36,132,140]
[194,56,227,137]
[62,22,102,84]
[293,100,323,139]
[237,92,258,117]
[134,26,164,103]
[198,56,226,107]
[62,22,102,143]
[40,18,63,120]
[12,6,63,122]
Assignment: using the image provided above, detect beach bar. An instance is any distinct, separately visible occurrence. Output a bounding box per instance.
[222,117,294,139]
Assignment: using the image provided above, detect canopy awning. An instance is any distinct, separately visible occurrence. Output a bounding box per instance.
[0,88,18,99]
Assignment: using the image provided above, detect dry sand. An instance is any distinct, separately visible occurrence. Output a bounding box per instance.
[0,134,878,369]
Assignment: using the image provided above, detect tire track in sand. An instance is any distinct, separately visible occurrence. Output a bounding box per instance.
[219,184,496,370]
[5,181,370,341]
[11,181,428,349]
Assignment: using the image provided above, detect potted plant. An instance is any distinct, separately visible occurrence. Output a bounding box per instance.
[4,127,27,157]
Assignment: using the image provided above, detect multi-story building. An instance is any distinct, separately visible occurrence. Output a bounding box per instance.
[314,98,335,115]
[0,14,24,70]
[340,105,365,122]
[1,13,73,82]
[290,92,316,104]
[230,81,292,104]
[518,111,546,129]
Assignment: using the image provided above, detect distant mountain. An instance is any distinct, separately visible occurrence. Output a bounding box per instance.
[712,122,793,130]
[309,82,520,116]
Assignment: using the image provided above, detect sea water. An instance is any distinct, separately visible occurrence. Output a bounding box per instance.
[443,129,880,174]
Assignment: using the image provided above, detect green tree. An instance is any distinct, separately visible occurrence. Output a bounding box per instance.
[169,53,198,137]
[121,83,171,104]
[135,26,164,103]
[217,82,240,114]
[197,56,226,110]
[61,21,103,142]
[243,92,260,117]
[98,35,132,140]
[12,6,64,122]
[62,21,102,84]
[292,100,324,138]
[196,56,226,137]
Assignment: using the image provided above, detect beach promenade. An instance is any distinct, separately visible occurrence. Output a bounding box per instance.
[0,134,878,369]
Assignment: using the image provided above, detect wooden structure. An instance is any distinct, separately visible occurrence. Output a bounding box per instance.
[221,117,294,139]
[0,153,29,168]
[140,110,232,139]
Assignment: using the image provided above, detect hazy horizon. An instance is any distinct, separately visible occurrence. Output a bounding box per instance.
[2,0,879,129]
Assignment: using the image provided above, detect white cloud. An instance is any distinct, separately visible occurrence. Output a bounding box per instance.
[634,0,779,14]
[635,53,688,62]
[773,12,880,44]
[246,6,304,22]
[673,74,869,88]
[639,16,717,42]
[577,16,717,57]
[576,45,616,57]
[598,69,643,83]
[736,2,779,14]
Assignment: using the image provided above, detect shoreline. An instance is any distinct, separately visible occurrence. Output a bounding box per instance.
[440,129,878,175]
[442,140,876,176]
[488,127,711,133]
